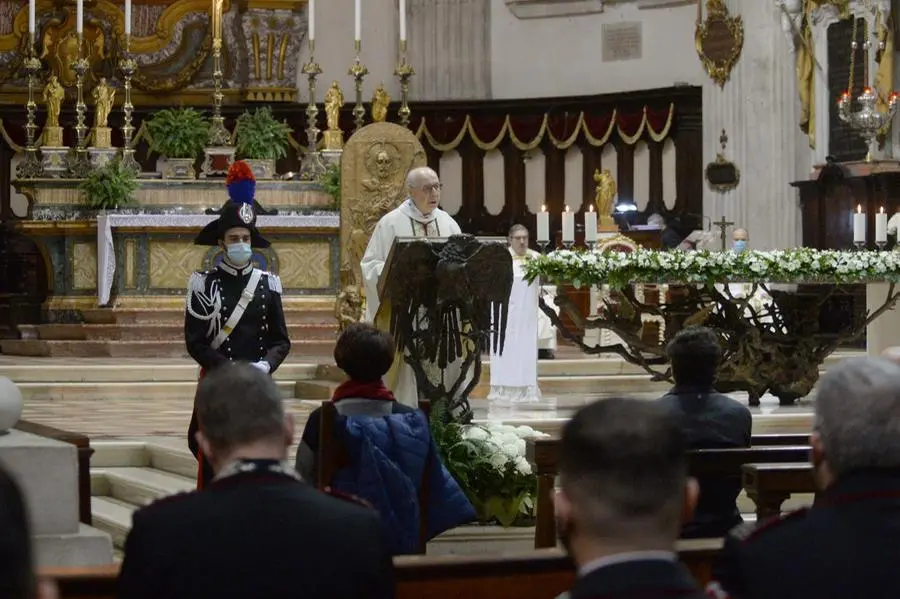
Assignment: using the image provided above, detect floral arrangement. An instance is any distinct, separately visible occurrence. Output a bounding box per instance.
[432,417,548,527]
[144,108,210,159]
[78,158,139,210]
[234,106,292,161]
[523,248,900,289]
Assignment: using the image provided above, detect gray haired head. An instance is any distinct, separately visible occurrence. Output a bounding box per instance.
[816,357,900,476]
[508,224,528,237]
[195,362,286,454]
[405,166,438,189]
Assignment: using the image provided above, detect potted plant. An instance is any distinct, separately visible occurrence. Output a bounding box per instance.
[145,108,210,179]
[317,162,341,210]
[234,106,292,179]
[78,158,140,211]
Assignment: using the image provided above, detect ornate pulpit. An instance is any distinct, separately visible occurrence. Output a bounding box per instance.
[376,234,513,421]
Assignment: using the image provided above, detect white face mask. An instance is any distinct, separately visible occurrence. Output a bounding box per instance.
[225,242,252,265]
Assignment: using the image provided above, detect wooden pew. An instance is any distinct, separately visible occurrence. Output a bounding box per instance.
[14,420,93,526]
[527,437,811,549]
[742,462,816,520]
[44,539,723,599]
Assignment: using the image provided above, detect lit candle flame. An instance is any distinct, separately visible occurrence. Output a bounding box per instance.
[541,204,546,212]
[588,205,594,212]
[881,206,885,213]
[565,205,570,212]
[858,204,863,213]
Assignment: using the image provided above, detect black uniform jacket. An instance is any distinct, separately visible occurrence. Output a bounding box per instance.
[658,385,752,538]
[184,261,291,372]
[117,460,396,599]
[710,468,900,599]
[569,558,708,599]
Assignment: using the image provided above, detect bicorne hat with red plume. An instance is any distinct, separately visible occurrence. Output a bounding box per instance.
[193,161,271,248]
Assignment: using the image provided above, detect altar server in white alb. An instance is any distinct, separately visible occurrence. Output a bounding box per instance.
[488,224,552,405]
[360,166,461,407]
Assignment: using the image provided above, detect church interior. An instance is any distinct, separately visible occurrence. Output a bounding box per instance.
[1,0,899,596]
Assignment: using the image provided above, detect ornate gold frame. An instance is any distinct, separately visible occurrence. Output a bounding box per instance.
[694,0,744,88]
[705,128,740,192]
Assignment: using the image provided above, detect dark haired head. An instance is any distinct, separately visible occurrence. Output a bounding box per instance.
[666,326,722,388]
[0,466,34,599]
[557,398,692,550]
[334,323,395,382]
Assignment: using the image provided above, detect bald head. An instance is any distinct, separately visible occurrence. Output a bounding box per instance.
[406,167,441,215]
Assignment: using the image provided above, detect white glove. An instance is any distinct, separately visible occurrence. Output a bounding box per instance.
[251,361,271,374]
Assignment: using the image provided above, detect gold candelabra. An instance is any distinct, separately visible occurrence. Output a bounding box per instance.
[17,33,43,179]
[300,40,324,178]
[394,39,415,126]
[348,39,368,132]
[208,38,231,146]
[118,34,139,172]
[67,34,91,178]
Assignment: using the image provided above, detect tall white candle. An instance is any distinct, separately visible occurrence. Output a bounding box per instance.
[853,204,866,244]
[399,0,406,41]
[28,0,35,34]
[76,0,83,34]
[562,206,575,243]
[876,206,888,244]
[124,0,131,36]
[354,0,361,41]
[537,206,550,243]
[584,205,598,243]
[308,0,315,41]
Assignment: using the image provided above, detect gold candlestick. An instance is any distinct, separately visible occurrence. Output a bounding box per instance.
[300,39,324,178]
[67,34,91,178]
[394,39,415,126]
[118,34,138,172]
[17,33,43,179]
[208,37,231,146]
[348,39,368,132]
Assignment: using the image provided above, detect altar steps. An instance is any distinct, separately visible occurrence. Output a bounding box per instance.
[17,322,336,342]
[0,338,336,359]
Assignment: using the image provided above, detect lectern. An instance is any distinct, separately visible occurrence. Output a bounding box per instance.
[376,234,512,421]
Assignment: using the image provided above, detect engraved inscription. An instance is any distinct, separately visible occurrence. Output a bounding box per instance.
[602,21,642,62]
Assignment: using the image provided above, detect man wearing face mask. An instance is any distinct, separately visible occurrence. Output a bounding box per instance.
[555,398,706,599]
[732,227,748,253]
[184,160,291,489]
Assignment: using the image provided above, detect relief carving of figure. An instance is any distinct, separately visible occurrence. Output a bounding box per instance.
[593,168,617,217]
[43,75,64,128]
[335,284,363,331]
[371,84,391,123]
[92,77,115,128]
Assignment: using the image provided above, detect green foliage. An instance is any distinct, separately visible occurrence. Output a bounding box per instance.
[145,108,210,159]
[430,400,539,527]
[317,162,341,209]
[78,158,140,210]
[234,106,292,160]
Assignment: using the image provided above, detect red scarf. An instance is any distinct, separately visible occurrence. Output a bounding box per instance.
[331,379,396,403]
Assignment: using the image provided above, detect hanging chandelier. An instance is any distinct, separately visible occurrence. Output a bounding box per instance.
[837,4,898,162]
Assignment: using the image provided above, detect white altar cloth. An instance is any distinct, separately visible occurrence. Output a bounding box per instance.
[96,213,340,306]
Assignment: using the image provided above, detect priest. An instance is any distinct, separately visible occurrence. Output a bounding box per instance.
[360,166,461,407]
[488,224,544,405]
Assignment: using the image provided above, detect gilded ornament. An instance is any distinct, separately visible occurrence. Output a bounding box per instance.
[323,81,344,150]
[334,284,363,331]
[91,77,115,129]
[371,83,391,123]
[593,168,618,228]
[42,75,65,129]
[695,0,744,88]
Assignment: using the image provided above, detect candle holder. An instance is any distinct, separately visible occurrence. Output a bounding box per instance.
[562,241,574,250]
[17,34,43,179]
[877,240,887,251]
[854,241,867,251]
[300,41,325,179]
[537,241,550,254]
[208,38,231,146]
[118,34,138,173]
[586,241,596,252]
[348,40,368,132]
[394,39,414,126]
[66,37,91,178]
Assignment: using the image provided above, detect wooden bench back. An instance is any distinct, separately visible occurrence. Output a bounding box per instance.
[317,399,433,553]
[44,540,722,599]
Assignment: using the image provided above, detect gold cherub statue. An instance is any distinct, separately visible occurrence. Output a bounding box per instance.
[593,168,618,228]
[323,81,344,150]
[41,75,65,147]
[371,83,391,123]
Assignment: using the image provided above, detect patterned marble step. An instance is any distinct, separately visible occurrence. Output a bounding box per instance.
[17,379,296,402]
[80,308,337,326]
[0,338,335,358]
[19,322,337,342]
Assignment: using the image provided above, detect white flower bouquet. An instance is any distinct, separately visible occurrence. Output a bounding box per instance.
[432,419,549,527]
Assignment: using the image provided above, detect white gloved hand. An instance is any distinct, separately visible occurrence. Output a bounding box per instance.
[251,361,271,374]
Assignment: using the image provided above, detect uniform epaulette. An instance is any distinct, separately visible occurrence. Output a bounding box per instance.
[266,272,282,294]
[731,506,809,544]
[188,271,208,294]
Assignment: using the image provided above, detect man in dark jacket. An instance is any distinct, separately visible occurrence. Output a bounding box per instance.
[708,357,900,599]
[658,326,752,538]
[118,363,395,599]
[556,398,707,599]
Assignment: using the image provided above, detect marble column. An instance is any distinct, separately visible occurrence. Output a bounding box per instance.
[407,0,492,100]
[702,0,808,250]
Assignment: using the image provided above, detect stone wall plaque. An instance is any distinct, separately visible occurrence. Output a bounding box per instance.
[602,22,643,62]
[694,0,743,88]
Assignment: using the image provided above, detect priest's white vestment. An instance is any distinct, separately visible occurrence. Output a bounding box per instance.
[488,248,543,404]
[360,199,462,407]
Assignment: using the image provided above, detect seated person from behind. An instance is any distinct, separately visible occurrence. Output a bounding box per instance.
[658,326,752,538]
[297,322,475,554]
